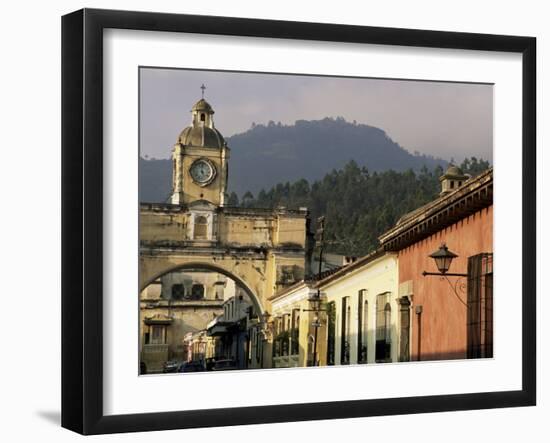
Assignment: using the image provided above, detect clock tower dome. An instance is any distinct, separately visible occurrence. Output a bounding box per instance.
[170,91,229,206]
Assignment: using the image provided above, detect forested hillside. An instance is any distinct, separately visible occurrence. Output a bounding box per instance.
[231,157,490,256]
[139,117,448,202]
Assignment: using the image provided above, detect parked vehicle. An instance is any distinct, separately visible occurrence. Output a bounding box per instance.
[162,359,181,373]
[205,357,216,371]
[211,359,238,371]
[178,361,206,373]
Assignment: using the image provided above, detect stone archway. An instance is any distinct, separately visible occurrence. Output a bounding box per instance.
[140,259,266,316]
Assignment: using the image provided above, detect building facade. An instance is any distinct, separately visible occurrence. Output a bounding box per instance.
[269,282,318,368]
[318,252,403,366]
[206,293,258,369]
[269,251,403,368]
[379,166,493,361]
[139,270,238,372]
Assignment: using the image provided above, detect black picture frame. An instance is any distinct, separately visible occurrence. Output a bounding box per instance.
[61,8,536,435]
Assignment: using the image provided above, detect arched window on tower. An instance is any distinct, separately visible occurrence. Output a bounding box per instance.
[200,113,205,122]
[194,215,208,240]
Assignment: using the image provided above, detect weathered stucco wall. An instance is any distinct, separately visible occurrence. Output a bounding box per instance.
[321,254,400,365]
[398,206,493,361]
[139,204,311,315]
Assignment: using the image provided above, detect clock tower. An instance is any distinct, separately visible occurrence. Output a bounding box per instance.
[170,93,229,206]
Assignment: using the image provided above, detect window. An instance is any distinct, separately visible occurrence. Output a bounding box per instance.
[399,296,411,362]
[190,284,204,300]
[291,309,300,355]
[194,215,208,240]
[363,300,369,360]
[255,327,263,363]
[273,317,282,358]
[450,180,455,189]
[171,284,185,300]
[340,297,351,364]
[150,325,165,345]
[247,329,253,364]
[357,290,368,363]
[281,314,290,356]
[376,293,392,362]
[467,253,493,358]
[200,113,205,122]
[326,301,336,366]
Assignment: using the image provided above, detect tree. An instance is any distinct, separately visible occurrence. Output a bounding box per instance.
[237,159,490,256]
[227,192,239,206]
[241,191,255,208]
[460,156,490,177]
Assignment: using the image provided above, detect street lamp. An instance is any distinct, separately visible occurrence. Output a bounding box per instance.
[429,243,458,274]
[422,243,466,277]
[306,292,325,367]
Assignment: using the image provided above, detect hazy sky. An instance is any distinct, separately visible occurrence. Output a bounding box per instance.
[140,68,493,162]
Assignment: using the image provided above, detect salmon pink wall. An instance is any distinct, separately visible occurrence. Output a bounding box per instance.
[399,206,493,361]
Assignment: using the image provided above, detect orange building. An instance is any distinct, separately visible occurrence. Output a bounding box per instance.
[379,166,493,362]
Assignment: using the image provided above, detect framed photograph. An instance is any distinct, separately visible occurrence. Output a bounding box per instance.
[62,8,536,435]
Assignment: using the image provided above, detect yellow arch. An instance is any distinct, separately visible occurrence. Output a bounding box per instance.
[140,260,266,316]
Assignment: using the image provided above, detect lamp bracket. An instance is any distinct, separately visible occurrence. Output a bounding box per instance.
[422,271,468,277]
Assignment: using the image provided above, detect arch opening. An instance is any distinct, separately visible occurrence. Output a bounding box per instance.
[140,262,266,374]
[140,262,264,315]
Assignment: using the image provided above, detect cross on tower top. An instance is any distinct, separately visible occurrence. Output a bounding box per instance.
[200,84,206,99]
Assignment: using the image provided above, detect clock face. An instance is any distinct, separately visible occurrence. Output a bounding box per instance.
[189,159,216,185]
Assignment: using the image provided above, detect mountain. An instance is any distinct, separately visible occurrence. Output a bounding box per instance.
[139,117,447,203]
[139,157,172,203]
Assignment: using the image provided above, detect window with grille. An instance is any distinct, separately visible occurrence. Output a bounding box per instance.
[376,293,392,362]
[467,253,493,358]
[150,325,165,345]
[273,317,282,358]
[291,309,300,355]
[357,290,368,363]
[326,301,336,366]
[256,328,262,363]
[194,215,208,240]
[281,314,290,356]
[340,297,351,365]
